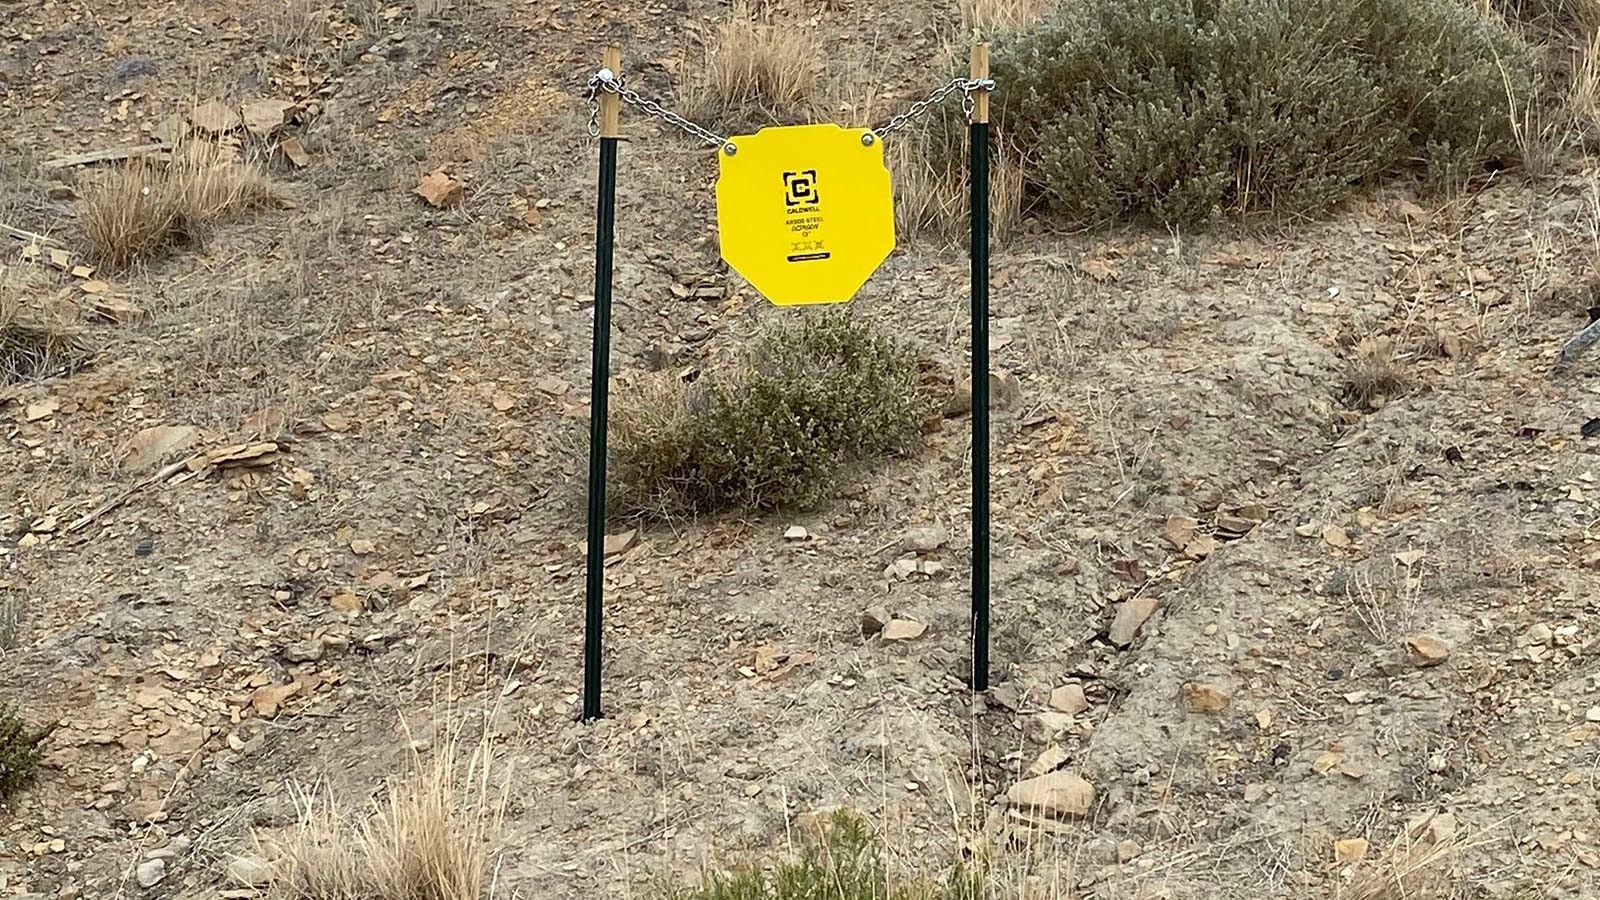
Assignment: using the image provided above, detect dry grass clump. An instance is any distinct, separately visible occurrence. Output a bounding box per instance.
[890,125,1028,245]
[260,740,506,900]
[1485,0,1600,31]
[80,141,277,270]
[681,0,819,131]
[608,312,927,520]
[960,0,1056,36]
[1342,815,1465,900]
[0,267,85,383]
[1341,337,1412,411]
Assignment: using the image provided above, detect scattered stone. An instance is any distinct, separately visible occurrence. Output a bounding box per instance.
[1182,682,1231,714]
[1035,711,1074,733]
[1049,683,1088,716]
[861,607,891,637]
[1006,770,1094,819]
[1182,534,1221,560]
[901,522,948,554]
[1215,514,1256,537]
[1321,524,1352,549]
[783,525,810,542]
[190,98,239,134]
[602,529,637,557]
[240,99,297,138]
[882,619,927,641]
[1026,745,1069,777]
[135,858,165,889]
[1161,516,1198,550]
[1116,839,1143,863]
[1522,623,1553,646]
[283,639,324,664]
[1404,634,1450,668]
[227,854,271,887]
[415,169,464,208]
[1084,835,1119,865]
[1109,597,1160,647]
[110,58,159,83]
[1334,837,1369,863]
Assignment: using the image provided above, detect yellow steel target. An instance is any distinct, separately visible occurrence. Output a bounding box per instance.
[715,124,895,306]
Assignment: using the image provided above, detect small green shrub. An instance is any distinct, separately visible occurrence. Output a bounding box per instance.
[610,313,926,519]
[0,704,48,801]
[992,0,1536,226]
[660,811,983,900]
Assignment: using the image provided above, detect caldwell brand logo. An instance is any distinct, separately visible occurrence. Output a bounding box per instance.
[783,169,819,207]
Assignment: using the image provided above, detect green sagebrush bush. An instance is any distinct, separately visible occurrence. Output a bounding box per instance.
[0,704,48,802]
[990,0,1536,226]
[659,810,983,900]
[609,312,926,520]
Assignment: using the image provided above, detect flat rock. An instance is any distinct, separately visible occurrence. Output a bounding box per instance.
[882,619,927,641]
[227,853,272,887]
[283,639,324,663]
[135,858,165,888]
[1334,837,1368,863]
[1048,683,1088,715]
[1005,770,1094,819]
[900,522,948,554]
[1026,744,1069,776]
[860,606,891,637]
[1182,682,1231,713]
[1404,634,1450,668]
[1109,597,1159,647]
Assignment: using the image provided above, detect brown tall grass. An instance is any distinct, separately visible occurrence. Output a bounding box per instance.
[890,129,1027,246]
[960,0,1057,35]
[680,0,819,129]
[80,141,277,270]
[260,738,507,900]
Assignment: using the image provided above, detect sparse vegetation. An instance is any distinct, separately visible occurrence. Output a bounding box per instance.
[0,595,21,653]
[888,117,1028,245]
[992,0,1536,227]
[0,704,48,802]
[80,141,277,270]
[0,266,85,383]
[262,742,506,900]
[960,0,1056,36]
[1342,337,1412,411]
[609,313,926,520]
[680,0,820,131]
[659,811,983,900]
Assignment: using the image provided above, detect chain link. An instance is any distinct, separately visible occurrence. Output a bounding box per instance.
[586,69,730,150]
[872,77,996,140]
[582,69,995,148]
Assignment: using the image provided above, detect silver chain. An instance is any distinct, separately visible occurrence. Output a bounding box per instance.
[582,69,995,148]
[586,69,731,150]
[872,77,996,140]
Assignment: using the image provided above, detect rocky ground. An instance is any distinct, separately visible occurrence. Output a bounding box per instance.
[2,1,1600,898]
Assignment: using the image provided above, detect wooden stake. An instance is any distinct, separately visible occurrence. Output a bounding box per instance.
[970,43,990,125]
[600,46,623,139]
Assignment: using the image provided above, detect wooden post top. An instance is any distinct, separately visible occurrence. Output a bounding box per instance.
[970,43,990,125]
[600,46,622,138]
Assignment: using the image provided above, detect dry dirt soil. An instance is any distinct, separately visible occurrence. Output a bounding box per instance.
[3,1,1600,898]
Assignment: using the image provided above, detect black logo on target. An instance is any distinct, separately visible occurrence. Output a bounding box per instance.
[783,169,819,207]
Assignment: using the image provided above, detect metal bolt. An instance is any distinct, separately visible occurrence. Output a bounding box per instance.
[723,143,737,156]
[596,67,615,83]
[861,133,876,147]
